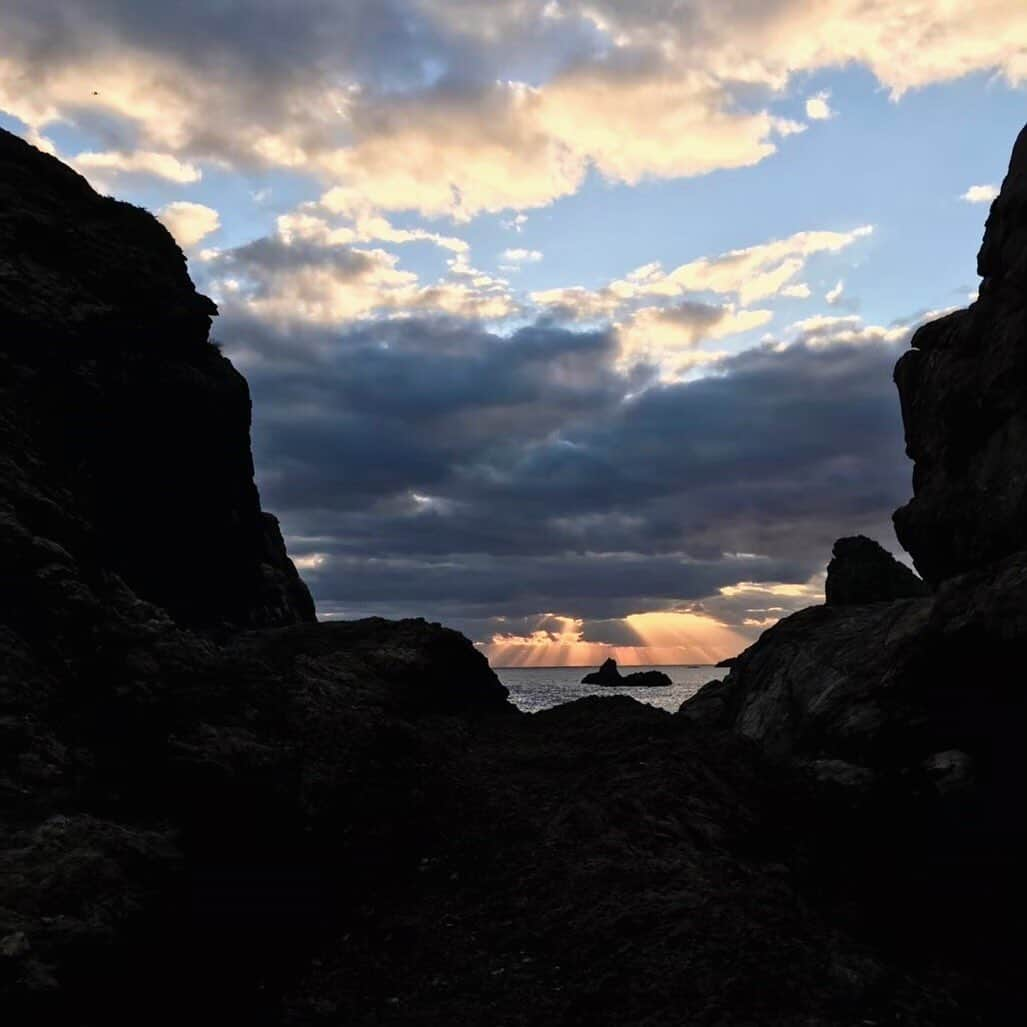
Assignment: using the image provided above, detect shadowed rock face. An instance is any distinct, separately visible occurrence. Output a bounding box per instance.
[824,535,928,606]
[0,127,313,631]
[683,123,1027,1025]
[0,128,512,1023]
[893,124,1027,586]
[4,125,1026,1027]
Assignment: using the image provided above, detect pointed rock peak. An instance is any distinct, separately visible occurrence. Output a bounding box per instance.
[825,536,928,606]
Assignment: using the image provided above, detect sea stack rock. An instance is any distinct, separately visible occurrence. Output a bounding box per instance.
[582,657,622,685]
[824,535,929,606]
[582,658,672,687]
[0,127,314,630]
[893,123,1027,584]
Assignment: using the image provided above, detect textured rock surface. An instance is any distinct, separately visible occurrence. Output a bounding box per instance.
[682,123,1027,1025]
[3,127,1025,1027]
[0,126,313,631]
[893,124,1027,585]
[824,535,928,605]
[0,129,511,1023]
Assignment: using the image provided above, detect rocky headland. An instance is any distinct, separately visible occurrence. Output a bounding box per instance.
[581,657,673,687]
[2,123,1026,1025]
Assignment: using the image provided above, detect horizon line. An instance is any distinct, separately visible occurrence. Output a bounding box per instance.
[491,662,720,670]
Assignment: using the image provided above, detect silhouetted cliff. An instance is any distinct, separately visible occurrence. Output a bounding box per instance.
[684,124,1027,1022]
[894,124,1027,584]
[0,127,510,1024]
[0,127,313,630]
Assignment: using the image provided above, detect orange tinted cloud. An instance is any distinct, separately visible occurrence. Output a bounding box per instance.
[481,609,747,667]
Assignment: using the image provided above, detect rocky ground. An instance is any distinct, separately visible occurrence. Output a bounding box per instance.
[2,124,1025,1025]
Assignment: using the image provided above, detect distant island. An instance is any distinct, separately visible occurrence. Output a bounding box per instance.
[581,657,673,687]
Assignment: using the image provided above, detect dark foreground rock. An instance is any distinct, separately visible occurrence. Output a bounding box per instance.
[893,123,1027,585]
[582,657,673,687]
[684,123,1027,1024]
[3,125,1026,1026]
[0,127,314,631]
[824,535,928,606]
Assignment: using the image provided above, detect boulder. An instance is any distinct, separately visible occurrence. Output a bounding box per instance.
[824,535,928,606]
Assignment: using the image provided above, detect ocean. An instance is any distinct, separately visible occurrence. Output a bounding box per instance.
[495,664,723,714]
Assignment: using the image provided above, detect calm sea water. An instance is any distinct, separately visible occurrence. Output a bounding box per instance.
[496,665,723,714]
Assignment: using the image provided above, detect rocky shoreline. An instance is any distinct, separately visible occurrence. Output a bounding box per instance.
[2,123,1026,1024]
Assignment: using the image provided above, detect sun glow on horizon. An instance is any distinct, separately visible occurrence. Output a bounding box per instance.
[480,610,748,668]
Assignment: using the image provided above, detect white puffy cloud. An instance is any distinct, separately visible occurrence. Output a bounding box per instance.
[781,283,812,299]
[825,280,845,304]
[618,302,772,375]
[280,197,470,254]
[961,183,1000,204]
[501,248,544,265]
[533,225,874,318]
[206,225,515,328]
[786,313,911,347]
[72,149,201,185]
[158,201,220,248]
[805,91,835,120]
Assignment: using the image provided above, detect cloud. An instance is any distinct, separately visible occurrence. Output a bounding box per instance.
[71,149,201,185]
[961,183,1000,204]
[315,189,470,252]
[533,225,874,320]
[158,201,220,248]
[212,304,920,652]
[825,280,844,304]
[501,248,544,264]
[618,302,773,374]
[805,91,835,120]
[478,609,749,666]
[781,283,812,299]
[3,2,1025,218]
[203,226,514,326]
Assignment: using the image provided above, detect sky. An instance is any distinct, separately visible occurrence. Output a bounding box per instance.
[2,1,1025,666]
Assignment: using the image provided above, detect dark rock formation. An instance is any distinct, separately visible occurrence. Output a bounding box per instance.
[893,124,1027,585]
[582,657,672,687]
[0,127,313,631]
[0,128,510,1024]
[4,125,1025,1027]
[582,656,622,684]
[715,655,737,668]
[623,668,673,687]
[824,535,928,605]
[684,123,1027,1024]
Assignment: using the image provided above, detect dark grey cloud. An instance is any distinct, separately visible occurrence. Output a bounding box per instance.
[211,237,377,298]
[213,308,915,640]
